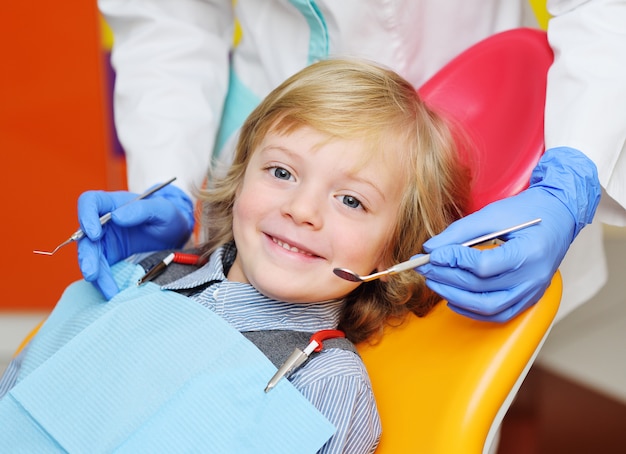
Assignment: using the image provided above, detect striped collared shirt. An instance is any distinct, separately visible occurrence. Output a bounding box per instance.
[1,245,381,453]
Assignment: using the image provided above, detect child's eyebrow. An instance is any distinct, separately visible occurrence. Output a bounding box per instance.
[260,144,294,157]
[344,172,386,201]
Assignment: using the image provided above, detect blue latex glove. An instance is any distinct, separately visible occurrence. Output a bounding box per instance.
[76,182,195,299]
[414,147,601,322]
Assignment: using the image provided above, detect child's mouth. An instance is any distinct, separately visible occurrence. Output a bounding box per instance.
[271,236,317,258]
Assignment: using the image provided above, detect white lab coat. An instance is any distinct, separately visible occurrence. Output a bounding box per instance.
[99,0,626,318]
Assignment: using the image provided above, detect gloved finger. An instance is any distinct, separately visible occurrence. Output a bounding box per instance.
[94,254,119,301]
[77,190,135,239]
[422,207,530,252]
[422,242,529,279]
[111,197,181,227]
[77,238,120,300]
[445,280,548,322]
[425,277,538,317]
[418,262,517,294]
[446,299,533,323]
[77,236,103,282]
[77,191,112,239]
[422,212,488,252]
[140,182,196,230]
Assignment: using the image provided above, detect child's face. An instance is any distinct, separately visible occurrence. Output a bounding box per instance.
[227,126,406,303]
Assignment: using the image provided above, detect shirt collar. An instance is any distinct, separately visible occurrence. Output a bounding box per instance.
[161,243,344,332]
[160,243,234,291]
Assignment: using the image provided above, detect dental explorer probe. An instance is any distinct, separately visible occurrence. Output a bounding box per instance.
[33,177,177,256]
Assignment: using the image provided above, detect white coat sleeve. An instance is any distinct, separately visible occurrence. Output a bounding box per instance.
[545,0,626,225]
[98,0,234,197]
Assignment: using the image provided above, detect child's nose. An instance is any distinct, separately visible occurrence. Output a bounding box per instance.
[281,186,324,229]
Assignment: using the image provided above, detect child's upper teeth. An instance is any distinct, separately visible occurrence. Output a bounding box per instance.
[274,238,312,256]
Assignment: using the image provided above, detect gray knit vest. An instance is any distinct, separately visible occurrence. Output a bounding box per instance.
[138,250,357,368]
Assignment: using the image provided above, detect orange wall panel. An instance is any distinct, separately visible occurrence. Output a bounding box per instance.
[1,3,125,310]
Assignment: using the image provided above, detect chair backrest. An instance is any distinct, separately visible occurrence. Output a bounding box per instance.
[419,27,553,214]
[357,28,559,454]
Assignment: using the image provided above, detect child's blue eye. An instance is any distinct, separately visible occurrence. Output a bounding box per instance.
[272,167,292,180]
[342,195,362,209]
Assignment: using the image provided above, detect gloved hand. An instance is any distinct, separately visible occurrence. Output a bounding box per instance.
[414,147,601,322]
[76,182,195,300]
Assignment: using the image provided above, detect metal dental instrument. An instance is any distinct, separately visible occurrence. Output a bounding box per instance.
[333,218,542,283]
[265,330,346,393]
[33,177,177,256]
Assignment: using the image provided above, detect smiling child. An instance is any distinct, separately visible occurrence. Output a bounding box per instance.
[1,58,470,453]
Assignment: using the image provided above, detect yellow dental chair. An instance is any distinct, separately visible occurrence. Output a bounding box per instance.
[356,28,560,453]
